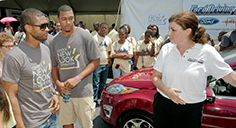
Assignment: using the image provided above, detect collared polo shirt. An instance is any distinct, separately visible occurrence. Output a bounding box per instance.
[153,43,232,103]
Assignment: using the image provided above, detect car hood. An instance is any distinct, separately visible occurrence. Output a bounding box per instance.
[109,67,156,90]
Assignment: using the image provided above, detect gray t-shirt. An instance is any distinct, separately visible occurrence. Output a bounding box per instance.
[2,41,53,128]
[49,27,101,97]
[221,29,236,48]
[42,34,54,47]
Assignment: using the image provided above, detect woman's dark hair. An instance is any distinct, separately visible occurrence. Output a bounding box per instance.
[0,80,10,122]
[169,11,207,44]
[145,30,153,36]
[152,25,160,38]
[119,28,128,38]
[206,33,211,41]
[120,24,131,34]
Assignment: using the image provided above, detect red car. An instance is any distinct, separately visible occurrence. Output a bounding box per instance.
[100,51,236,128]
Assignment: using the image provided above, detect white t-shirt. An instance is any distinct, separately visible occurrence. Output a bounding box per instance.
[14,31,26,43]
[91,31,97,36]
[111,40,133,73]
[93,34,112,65]
[4,27,13,35]
[153,43,232,103]
[153,36,164,54]
[126,36,137,52]
[136,40,156,69]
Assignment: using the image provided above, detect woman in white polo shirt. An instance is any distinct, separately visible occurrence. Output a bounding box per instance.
[152,11,236,128]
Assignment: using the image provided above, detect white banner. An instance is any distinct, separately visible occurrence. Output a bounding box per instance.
[121,0,183,41]
[144,12,171,29]
[183,0,236,44]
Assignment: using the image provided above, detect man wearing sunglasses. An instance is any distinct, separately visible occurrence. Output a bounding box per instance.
[2,8,59,128]
[49,5,101,128]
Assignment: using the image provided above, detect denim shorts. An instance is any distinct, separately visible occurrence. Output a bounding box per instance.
[35,113,59,128]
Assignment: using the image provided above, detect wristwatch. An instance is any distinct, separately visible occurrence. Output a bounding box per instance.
[52,91,59,95]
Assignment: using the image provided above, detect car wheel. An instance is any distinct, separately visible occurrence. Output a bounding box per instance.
[118,111,154,128]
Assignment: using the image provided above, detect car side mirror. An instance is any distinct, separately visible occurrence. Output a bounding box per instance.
[205,87,215,104]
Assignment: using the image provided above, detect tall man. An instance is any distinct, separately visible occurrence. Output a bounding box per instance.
[93,22,112,106]
[3,8,59,128]
[49,5,101,128]
[219,29,236,51]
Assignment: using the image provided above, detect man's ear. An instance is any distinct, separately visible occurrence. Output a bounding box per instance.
[24,24,32,33]
[57,17,60,23]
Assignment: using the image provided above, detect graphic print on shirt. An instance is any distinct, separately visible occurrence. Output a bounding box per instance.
[99,41,108,51]
[141,48,150,53]
[57,45,80,70]
[32,61,51,92]
[117,47,128,53]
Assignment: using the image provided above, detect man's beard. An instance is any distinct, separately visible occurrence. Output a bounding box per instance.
[32,33,47,42]
[65,30,71,33]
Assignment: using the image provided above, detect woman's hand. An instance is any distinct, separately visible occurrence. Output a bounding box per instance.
[166,88,186,105]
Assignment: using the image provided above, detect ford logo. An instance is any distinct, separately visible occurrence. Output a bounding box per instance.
[199,17,219,25]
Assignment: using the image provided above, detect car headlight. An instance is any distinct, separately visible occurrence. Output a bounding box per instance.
[106,83,139,94]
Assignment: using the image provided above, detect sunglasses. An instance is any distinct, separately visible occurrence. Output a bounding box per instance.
[27,22,50,30]
[1,45,15,48]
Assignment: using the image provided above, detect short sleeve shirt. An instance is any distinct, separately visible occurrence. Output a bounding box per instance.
[153,36,164,55]
[136,40,156,69]
[49,27,101,97]
[111,40,133,73]
[2,41,53,128]
[126,36,137,52]
[93,34,112,65]
[153,43,232,103]
[220,30,236,48]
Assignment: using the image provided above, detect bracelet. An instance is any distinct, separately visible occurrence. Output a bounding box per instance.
[52,91,59,95]
[121,53,124,57]
[76,75,81,82]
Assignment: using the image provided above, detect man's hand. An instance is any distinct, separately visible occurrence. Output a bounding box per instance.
[55,81,70,97]
[64,77,80,89]
[48,95,59,114]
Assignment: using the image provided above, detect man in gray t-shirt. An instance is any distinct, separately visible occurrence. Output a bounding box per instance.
[3,8,59,128]
[49,5,101,128]
[220,29,236,51]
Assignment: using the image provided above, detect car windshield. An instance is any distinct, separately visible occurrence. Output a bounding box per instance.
[208,49,236,97]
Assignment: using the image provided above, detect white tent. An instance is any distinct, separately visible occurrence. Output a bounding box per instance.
[0,0,121,30]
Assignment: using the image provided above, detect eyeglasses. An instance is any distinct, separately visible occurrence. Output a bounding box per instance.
[27,22,50,30]
[1,45,14,48]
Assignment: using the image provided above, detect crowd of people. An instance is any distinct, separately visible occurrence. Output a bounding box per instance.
[0,4,236,128]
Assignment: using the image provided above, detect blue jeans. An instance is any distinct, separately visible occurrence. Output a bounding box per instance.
[93,65,109,102]
[35,113,59,128]
[113,67,126,79]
